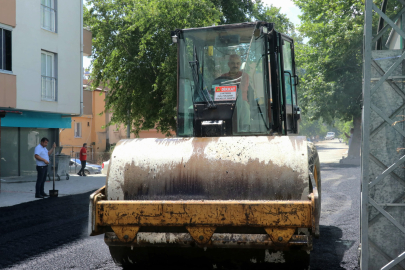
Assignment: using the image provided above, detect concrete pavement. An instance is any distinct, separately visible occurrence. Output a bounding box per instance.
[316,138,350,164]
[0,174,106,207]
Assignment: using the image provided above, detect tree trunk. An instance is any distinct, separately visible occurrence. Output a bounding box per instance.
[348,115,361,158]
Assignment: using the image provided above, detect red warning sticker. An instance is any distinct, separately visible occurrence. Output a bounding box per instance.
[214,85,237,101]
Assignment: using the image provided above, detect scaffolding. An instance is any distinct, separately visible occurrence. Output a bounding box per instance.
[363,1,405,269]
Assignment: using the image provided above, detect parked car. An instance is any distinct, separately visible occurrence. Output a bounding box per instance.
[69,158,102,175]
[325,132,335,140]
[102,160,110,175]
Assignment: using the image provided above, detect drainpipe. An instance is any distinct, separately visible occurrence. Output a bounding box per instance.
[62,0,83,118]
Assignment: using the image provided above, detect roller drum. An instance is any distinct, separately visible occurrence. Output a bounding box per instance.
[106,136,309,201]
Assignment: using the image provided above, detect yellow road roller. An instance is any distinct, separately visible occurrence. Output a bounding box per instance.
[89,21,321,269]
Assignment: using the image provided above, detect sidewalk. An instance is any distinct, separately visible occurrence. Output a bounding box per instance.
[0,174,106,207]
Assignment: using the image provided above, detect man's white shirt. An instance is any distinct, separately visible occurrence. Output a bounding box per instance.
[34,144,49,166]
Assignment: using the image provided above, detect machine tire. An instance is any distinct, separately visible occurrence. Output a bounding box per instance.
[84,170,90,176]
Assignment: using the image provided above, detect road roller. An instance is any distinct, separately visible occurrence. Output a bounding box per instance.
[89,21,321,269]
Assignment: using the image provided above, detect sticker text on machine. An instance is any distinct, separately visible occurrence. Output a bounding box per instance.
[214,86,237,101]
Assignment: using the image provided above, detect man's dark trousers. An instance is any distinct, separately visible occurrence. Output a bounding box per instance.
[78,160,86,175]
[36,165,48,196]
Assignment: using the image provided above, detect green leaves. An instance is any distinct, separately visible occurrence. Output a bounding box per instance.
[85,0,293,136]
[86,0,221,136]
[252,3,295,34]
[294,0,364,124]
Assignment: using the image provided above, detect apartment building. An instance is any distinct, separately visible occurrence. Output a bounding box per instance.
[60,80,108,162]
[60,80,171,164]
[0,0,90,177]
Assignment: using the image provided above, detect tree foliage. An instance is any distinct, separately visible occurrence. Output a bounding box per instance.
[210,0,256,24]
[252,4,295,35]
[294,0,402,156]
[293,0,369,157]
[299,118,328,138]
[294,0,364,124]
[86,0,221,135]
[85,0,294,136]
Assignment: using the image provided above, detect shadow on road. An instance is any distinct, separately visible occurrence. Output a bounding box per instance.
[0,192,359,270]
[311,225,356,270]
[0,191,94,269]
[316,146,347,151]
[321,163,360,170]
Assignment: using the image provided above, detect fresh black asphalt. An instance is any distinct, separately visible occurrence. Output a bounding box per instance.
[0,146,360,269]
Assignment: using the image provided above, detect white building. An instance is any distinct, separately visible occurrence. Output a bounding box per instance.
[0,0,91,177]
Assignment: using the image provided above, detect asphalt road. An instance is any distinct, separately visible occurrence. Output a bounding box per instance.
[311,139,360,270]
[0,139,360,270]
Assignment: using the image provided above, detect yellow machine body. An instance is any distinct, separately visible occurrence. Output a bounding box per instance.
[89,136,320,253]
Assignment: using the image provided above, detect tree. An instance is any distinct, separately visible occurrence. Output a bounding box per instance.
[294,0,365,157]
[85,0,294,136]
[299,117,328,139]
[252,4,295,35]
[210,0,257,24]
[85,0,221,136]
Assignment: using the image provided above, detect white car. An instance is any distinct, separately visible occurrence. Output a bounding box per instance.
[325,132,335,140]
[102,160,110,175]
[70,159,102,175]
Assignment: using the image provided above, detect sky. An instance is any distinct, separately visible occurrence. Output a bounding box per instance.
[83,0,302,70]
[261,0,302,26]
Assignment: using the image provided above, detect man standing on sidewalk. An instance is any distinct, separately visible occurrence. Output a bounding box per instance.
[34,138,56,198]
[78,143,87,176]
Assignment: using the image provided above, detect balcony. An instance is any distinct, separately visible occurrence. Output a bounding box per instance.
[41,4,56,32]
[41,76,56,101]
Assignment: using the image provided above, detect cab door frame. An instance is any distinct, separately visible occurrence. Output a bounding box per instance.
[279,33,298,134]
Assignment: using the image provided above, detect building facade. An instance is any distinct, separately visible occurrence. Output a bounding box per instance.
[59,80,107,162]
[60,80,171,165]
[0,0,89,177]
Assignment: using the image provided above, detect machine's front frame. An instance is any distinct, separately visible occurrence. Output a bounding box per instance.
[90,186,318,249]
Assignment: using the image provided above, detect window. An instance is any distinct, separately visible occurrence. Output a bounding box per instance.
[41,0,56,32]
[0,28,12,72]
[74,122,81,138]
[282,40,296,105]
[41,51,57,101]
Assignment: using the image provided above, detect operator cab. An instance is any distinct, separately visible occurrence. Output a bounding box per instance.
[172,22,300,137]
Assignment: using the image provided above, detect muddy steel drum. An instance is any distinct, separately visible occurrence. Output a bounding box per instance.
[106,136,309,201]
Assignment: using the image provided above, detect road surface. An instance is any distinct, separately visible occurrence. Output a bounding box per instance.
[0,139,360,269]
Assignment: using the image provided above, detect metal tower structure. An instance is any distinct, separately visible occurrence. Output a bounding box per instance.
[363,0,405,269]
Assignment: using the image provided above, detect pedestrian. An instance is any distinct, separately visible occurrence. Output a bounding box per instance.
[34,137,56,198]
[78,143,87,176]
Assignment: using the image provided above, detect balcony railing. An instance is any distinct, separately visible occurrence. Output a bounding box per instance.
[41,76,56,101]
[41,4,56,32]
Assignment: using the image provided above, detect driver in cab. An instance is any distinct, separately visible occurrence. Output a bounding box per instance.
[215,54,250,131]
